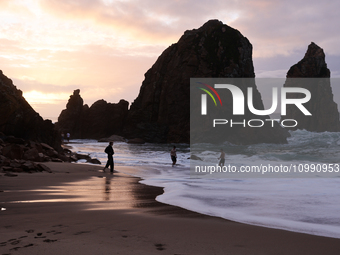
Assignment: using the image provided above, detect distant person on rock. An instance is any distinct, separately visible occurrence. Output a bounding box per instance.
[218,149,225,167]
[170,146,177,166]
[103,141,114,173]
[66,132,70,142]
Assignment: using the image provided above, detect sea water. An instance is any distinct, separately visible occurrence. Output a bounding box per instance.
[70,129,340,239]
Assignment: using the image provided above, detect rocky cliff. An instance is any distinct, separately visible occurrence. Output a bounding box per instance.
[0,70,61,150]
[124,19,289,144]
[281,42,340,132]
[56,90,129,139]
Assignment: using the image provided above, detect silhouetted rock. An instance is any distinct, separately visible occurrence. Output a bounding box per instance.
[2,144,25,160]
[190,155,202,161]
[82,99,129,139]
[98,135,126,142]
[56,89,86,138]
[124,19,289,144]
[281,42,340,132]
[0,70,61,150]
[56,90,129,139]
[287,42,330,78]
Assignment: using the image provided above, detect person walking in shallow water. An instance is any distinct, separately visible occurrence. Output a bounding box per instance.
[218,149,225,167]
[103,141,114,173]
[170,146,177,167]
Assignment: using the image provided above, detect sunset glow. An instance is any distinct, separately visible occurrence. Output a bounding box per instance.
[23,90,69,105]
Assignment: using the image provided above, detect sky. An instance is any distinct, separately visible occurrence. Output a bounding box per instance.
[0,0,340,121]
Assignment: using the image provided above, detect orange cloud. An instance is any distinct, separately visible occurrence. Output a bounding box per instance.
[39,0,182,44]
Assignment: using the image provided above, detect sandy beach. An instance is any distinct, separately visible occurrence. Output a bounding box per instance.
[1,162,340,255]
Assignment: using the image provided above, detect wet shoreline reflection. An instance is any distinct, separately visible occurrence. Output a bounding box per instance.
[104,175,112,201]
[4,172,165,211]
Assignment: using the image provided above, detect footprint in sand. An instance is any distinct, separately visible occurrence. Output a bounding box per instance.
[43,239,58,243]
[74,231,91,235]
[10,240,21,245]
[154,243,166,251]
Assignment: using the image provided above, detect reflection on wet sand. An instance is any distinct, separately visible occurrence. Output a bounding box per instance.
[104,176,112,201]
[6,172,165,211]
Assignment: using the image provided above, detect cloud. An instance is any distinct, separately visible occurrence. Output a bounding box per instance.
[39,0,181,43]
[230,0,340,58]
[38,0,340,58]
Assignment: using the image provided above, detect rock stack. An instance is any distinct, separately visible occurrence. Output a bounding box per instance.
[56,90,129,139]
[123,19,289,144]
[281,42,340,132]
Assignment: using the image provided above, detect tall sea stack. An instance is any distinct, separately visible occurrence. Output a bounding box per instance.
[124,19,289,144]
[281,42,340,132]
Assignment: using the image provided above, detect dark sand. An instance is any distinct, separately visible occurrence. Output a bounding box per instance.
[1,162,340,254]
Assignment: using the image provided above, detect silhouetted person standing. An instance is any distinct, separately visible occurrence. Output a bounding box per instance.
[103,141,114,173]
[218,149,225,167]
[170,146,177,167]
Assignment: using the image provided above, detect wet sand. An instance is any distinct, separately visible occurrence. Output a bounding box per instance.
[1,162,340,254]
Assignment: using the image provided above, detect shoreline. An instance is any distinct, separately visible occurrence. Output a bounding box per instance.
[1,162,340,254]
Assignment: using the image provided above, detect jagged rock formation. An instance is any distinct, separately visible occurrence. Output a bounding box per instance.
[281,42,340,132]
[56,90,129,139]
[0,133,100,174]
[0,70,61,150]
[124,19,289,144]
[56,89,85,138]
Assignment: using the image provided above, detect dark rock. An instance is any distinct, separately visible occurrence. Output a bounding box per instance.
[23,148,42,162]
[41,143,54,151]
[27,141,43,153]
[51,158,63,162]
[124,20,289,144]
[127,138,145,144]
[36,163,52,173]
[63,148,72,154]
[0,70,61,150]
[58,154,70,162]
[12,167,24,172]
[2,144,25,160]
[21,161,36,171]
[98,135,126,142]
[4,172,18,177]
[56,90,129,139]
[190,155,202,161]
[281,42,340,132]
[5,136,25,144]
[2,166,13,171]
[45,149,58,157]
[69,155,78,161]
[56,89,85,138]
[76,153,91,160]
[0,154,6,162]
[9,160,22,168]
[86,158,101,164]
[287,42,330,78]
